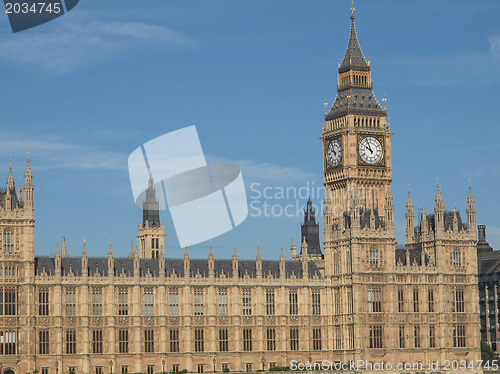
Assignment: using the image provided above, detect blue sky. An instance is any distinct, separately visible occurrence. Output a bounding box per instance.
[1,0,500,260]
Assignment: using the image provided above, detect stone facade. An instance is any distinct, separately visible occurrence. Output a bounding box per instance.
[0,6,481,374]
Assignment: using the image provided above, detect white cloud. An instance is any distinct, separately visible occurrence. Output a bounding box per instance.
[489,34,500,59]
[0,21,197,73]
[0,131,128,170]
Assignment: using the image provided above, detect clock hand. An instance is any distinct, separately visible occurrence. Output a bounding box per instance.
[365,146,373,155]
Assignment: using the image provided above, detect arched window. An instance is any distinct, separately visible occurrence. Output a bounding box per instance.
[3,229,13,253]
[369,248,379,266]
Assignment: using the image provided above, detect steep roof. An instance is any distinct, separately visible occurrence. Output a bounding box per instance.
[339,15,370,73]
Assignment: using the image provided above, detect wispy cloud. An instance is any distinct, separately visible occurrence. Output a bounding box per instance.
[0,131,128,170]
[206,155,315,184]
[489,34,500,59]
[0,21,197,73]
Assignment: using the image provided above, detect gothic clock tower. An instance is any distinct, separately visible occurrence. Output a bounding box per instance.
[322,4,397,359]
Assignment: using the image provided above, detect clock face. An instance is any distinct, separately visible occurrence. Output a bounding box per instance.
[359,136,383,164]
[327,139,342,167]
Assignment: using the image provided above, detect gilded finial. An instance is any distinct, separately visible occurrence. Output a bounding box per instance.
[350,0,356,19]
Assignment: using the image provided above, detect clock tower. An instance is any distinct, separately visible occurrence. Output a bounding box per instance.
[322,4,397,361]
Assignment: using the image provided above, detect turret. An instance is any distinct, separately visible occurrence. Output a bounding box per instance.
[16,178,22,205]
[453,205,458,233]
[290,238,297,260]
[23,156,34,210]
[421,205,428,235]
[467,183,476,237]
[301,236,308,257]
[405,187,414,243]
[279,243,286,278]
[256,244,262,278]
[107,244,114,277]
[55,241,61,277]
[232,244,238,278]
[62,236,68,257]
[208,243,215,278]
[134,246,140,278]
[385,187,394,226]
[6,159,15,190]
[81,239,88,277]
[184,247,190,278]
[434,181,444,232]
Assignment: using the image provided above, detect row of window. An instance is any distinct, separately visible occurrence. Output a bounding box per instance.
[369,324,467,349]
[37,328,324,355]
[2,230,14,253]
[396,288,464,313]
[38,289,321,317]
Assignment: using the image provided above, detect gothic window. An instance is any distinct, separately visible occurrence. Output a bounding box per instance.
[218,291,228,316]
[369,248,378,267]
[334,289,340,315]
[369,325,383,348]
[144,290,154,316]
[92,329,103,354]
[66,330,76,354]
[169,291,179,316]
[335,326,342,350]
[398,288,404,312]
[219,328,229,352]
[118,289,128,316]
[3,229,13,253]
[0,330,17,354]
[452,249,462,268]
[347,289,353,314]
[290,328,299,351]
[313,328,322,350]
[428,289,434,312]
[368,288,381,313]
[289,290,298,315]
[453,325,465,347]
[170,329,179,352]
[348,325,354,350]
[242,290,251,316]
[266,290,275,315]
[0,287,17,316]
[312,291,321,315]
[92,289,102,316]
[119,329,129,353]
[399,326,405,348]
[194,329,204,352]
[429,325,436,348]
[194,290,204,315]
[144,329,154,353]
[243,328,252,351]
[39,330,49,354]
[413,289,419,312]
[39,289,49,316]
[414,325,420,348]
[452,288,465,313]
[266,328,276,351]
[65,289,76,316]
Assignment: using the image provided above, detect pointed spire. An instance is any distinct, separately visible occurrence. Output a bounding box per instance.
[7,158,15,189]
[339,1,369,73]
[81,238,88,257]
[256,242,262,260]
[25,154,32,177]
[232,242,238,260]
[108,242,114,257]
[467,179,474,204]
[62,236,67,257]
[55,238,61,256]
[279,242,285,260]
[128,241,134,258]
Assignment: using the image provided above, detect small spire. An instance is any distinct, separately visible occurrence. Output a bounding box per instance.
[55,238,60,255]
[350,0,356,19]
[184,246,190,258]
[82,238,88,257]
[469,178,472,193]
[108,242,114,257]
[62,236,67,256]
[437,177,440,191]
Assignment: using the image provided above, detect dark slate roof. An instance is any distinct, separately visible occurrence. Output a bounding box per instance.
[34,257,322,279]
[395,245,431,266]
[478,251,500,276]
[360,209,385,230]
[339,17,370,73]
[325,87,386,120]
[418,211,466,233]
[0,187,21,210]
